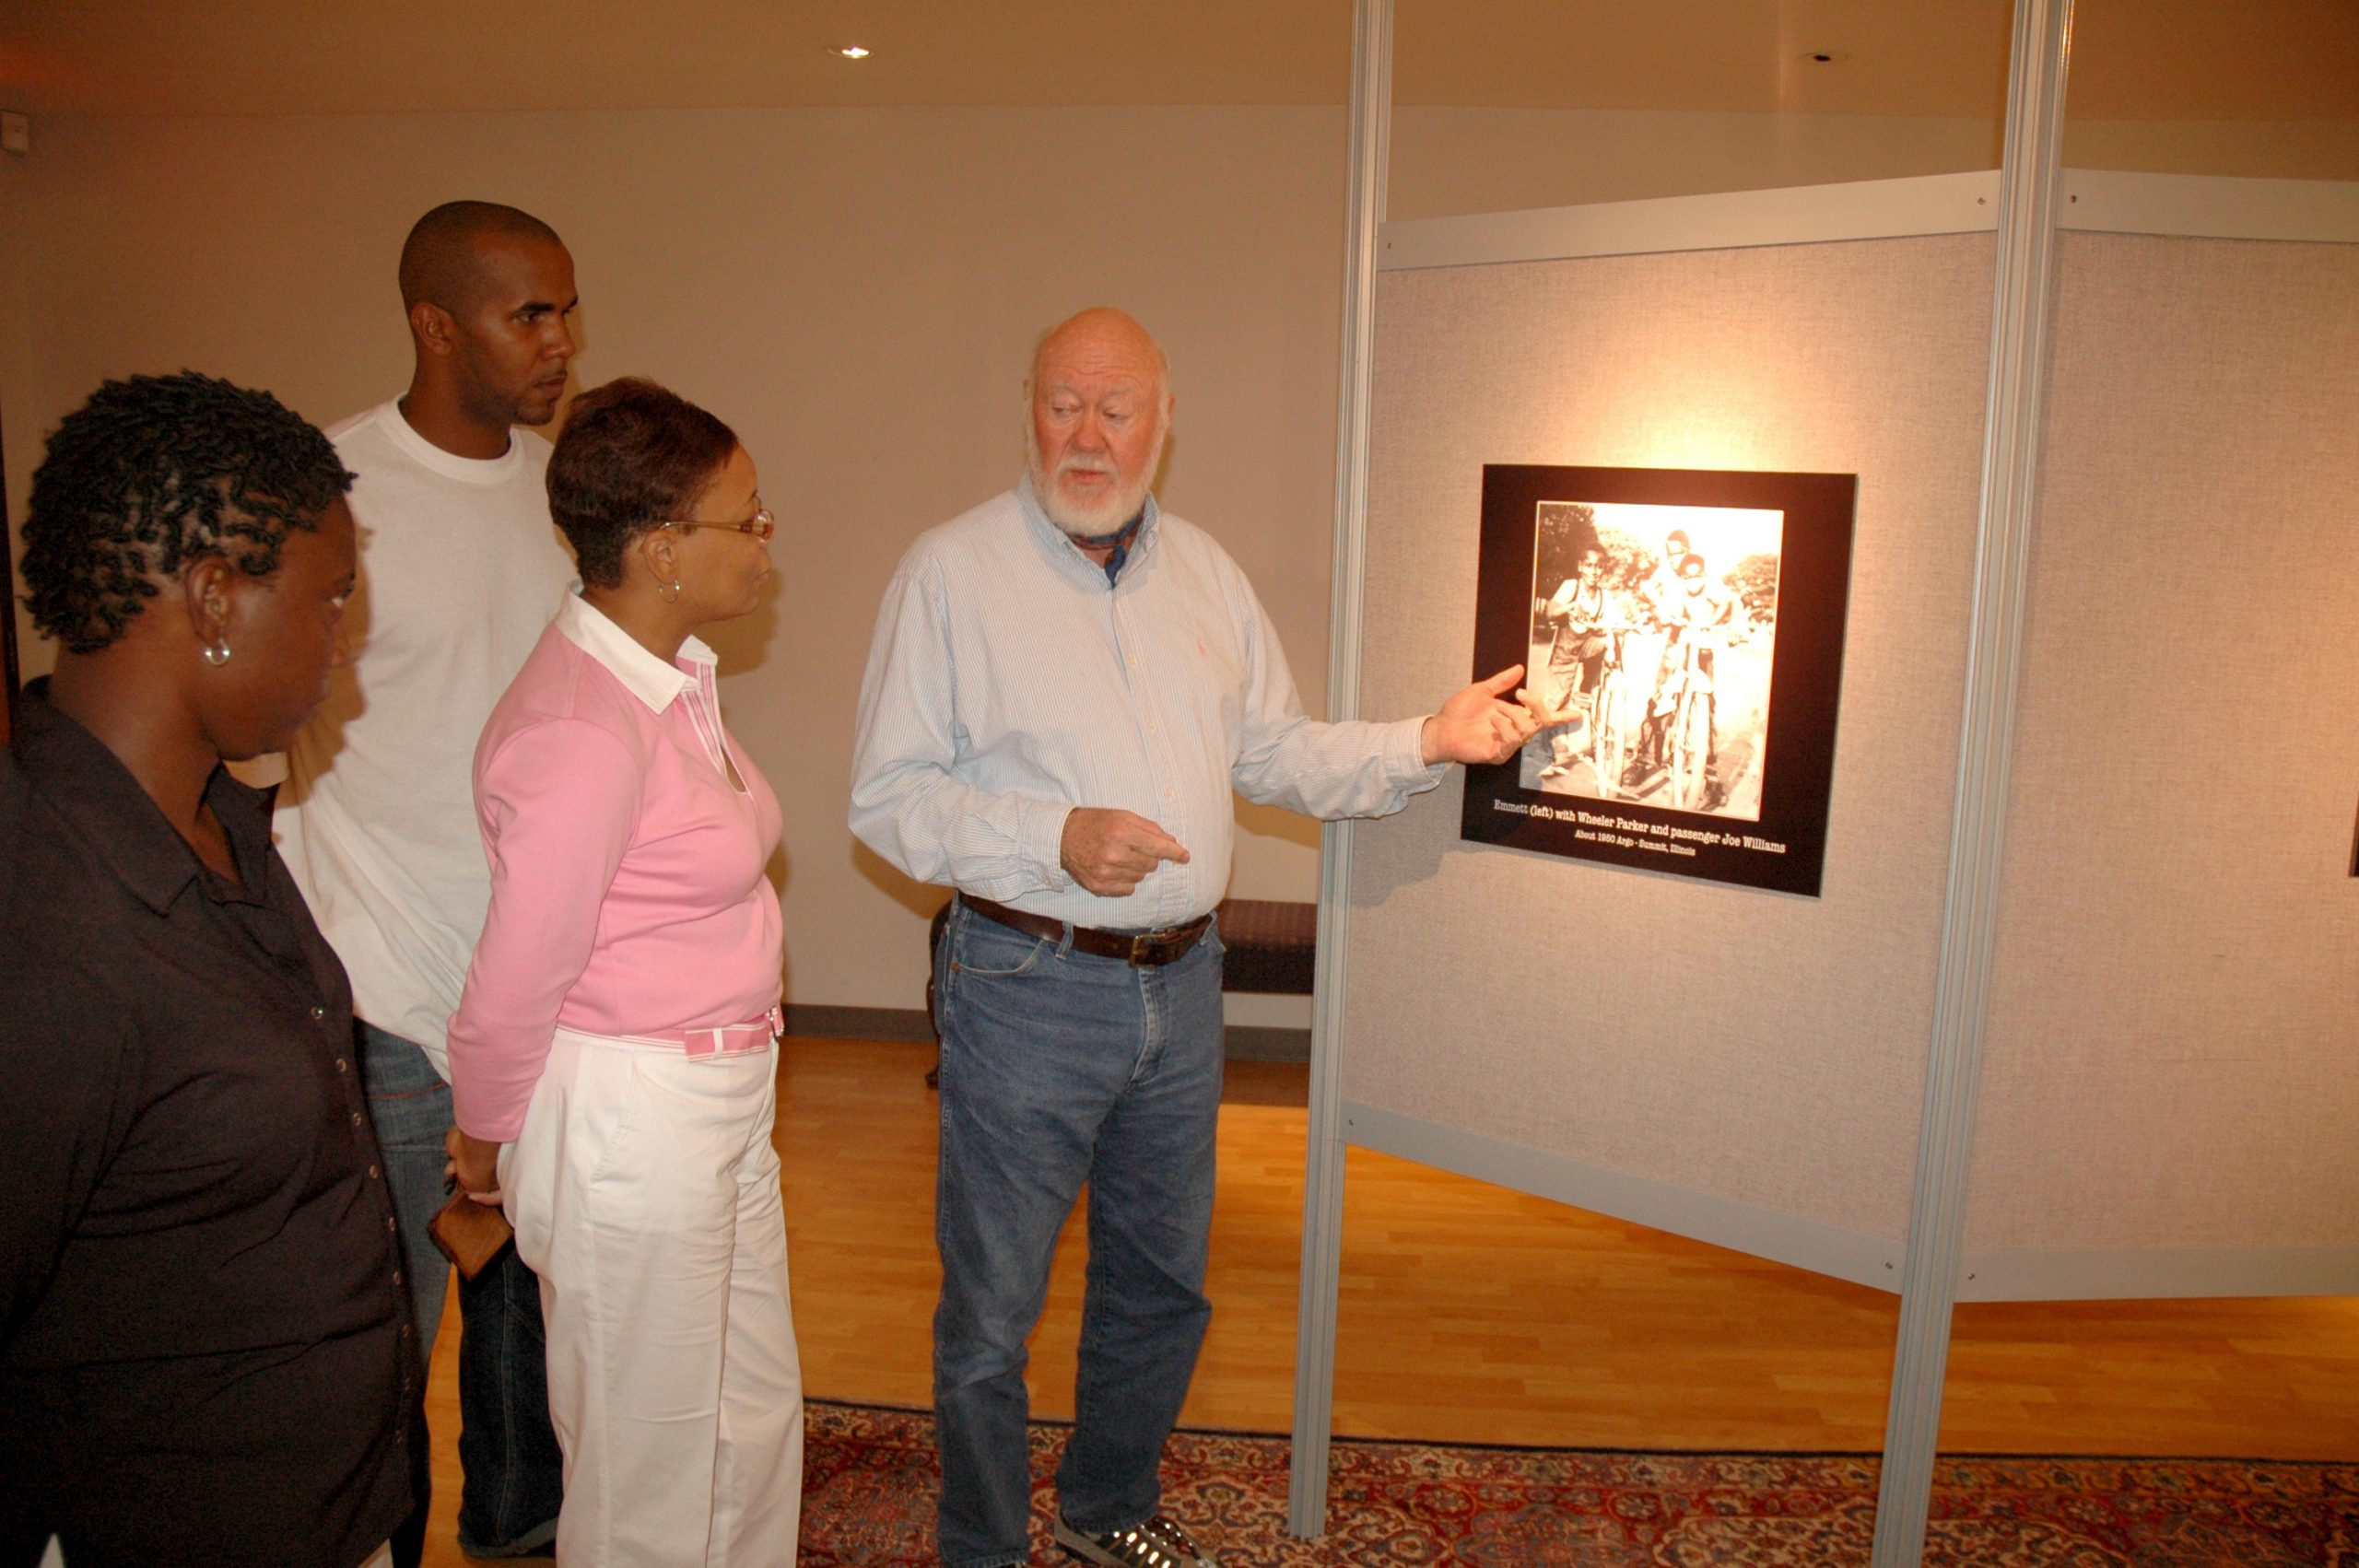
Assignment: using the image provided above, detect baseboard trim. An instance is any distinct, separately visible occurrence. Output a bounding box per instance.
[1225,1025,1312,1063]
[782,1005,1311,1063]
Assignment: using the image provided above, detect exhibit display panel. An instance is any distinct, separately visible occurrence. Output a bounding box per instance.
[1296,0,2354,1552]
[1953,0,2359,1306]
[1924,0,2359,1475]
[1338,230,1998,1282]
[1385,0,2010,220]
[1953,235,2359,1282]
[1962,231,2359,1300]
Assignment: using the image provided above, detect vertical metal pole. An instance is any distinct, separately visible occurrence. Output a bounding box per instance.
[1287,0,1392,1539]
[1871,2,2071,1562]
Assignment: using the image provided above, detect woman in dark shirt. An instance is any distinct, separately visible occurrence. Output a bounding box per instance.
[0,373,415,1568]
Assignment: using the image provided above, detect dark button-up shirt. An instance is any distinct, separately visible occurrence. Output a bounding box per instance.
[1,685,415,1567]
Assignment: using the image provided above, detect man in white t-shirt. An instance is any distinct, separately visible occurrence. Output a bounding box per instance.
[275,200,577,1561]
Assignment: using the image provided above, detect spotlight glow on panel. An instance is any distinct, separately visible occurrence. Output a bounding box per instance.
[834,45,872,60]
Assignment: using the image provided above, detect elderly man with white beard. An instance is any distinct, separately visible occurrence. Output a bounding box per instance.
[851,307,1539,1568]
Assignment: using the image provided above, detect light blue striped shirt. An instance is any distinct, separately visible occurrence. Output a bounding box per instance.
[850,475,1441,930]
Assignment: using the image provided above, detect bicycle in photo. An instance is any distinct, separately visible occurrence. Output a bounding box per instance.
[1594,623,1667,803]
[1662,636,1718,813]
[1587,628,1636,801]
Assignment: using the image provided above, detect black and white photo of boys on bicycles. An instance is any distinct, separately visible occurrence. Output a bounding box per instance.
[1517,499,1783,819]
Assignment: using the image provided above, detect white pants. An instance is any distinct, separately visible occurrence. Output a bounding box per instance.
[502,1027,804,1566]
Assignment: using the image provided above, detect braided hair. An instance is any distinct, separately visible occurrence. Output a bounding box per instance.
[20,371,354,653]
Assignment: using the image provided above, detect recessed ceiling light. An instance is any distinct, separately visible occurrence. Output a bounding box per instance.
[835,45,872,60]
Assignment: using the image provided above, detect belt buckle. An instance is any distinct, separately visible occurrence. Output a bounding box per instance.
[1130,928,1187,967]
[1129,924,1192,966]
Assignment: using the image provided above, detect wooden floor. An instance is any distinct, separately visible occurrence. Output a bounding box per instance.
[417,1036,2357,1562]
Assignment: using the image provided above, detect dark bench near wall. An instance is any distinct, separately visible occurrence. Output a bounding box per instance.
[784,898,1319,1063]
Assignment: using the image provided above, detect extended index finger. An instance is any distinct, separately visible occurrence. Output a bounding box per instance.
[1477,663,1525,696]
[1128,817,1191,864]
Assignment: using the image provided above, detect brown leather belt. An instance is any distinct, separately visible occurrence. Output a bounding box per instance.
[961,895,1213,968]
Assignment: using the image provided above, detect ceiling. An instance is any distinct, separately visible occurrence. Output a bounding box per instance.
[0,1,2352,122]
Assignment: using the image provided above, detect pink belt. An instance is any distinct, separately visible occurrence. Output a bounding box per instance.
[610,1004,782,1059]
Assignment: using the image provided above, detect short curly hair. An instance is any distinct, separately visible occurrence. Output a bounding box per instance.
[547,378,740,591]
[20,372,354,653]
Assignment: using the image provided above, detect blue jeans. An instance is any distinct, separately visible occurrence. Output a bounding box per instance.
[358,1022,456,1356]
[356,1023,563,1557]
[931,903,1226,1568]
[454,1244,564,1555]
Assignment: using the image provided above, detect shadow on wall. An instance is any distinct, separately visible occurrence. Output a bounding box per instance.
[852,837,949,923]
[701,570,780,675]
[1234,799,1320,855]
[765,842,793,1000]
[1346,770,1463,909]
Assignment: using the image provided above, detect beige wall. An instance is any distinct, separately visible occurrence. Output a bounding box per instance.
[0,99,2025,1016]
[1385,108,2356,223]
[0,105,1352,1013]
[1387,106,2000,220]
[6,100,2345,1019]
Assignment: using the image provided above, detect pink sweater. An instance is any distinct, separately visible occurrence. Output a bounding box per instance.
[447,595,783,1142]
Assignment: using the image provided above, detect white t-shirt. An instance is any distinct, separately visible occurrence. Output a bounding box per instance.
[275,401,575,1078]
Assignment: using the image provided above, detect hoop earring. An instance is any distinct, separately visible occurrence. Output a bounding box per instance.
[657,578,684,604]
[201,640,233,667]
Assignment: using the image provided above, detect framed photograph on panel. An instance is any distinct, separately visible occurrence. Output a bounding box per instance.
[1461,464,1856,896]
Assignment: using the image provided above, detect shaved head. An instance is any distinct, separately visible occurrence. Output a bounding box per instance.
[398,200,566,315]
[1031,308,1171,408]
[395,201,579,453]
[1027,307,1173,538]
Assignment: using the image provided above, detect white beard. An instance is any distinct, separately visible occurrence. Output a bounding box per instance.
[1027,424,1164,538]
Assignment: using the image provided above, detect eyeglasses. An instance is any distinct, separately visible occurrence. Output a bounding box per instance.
[661,497,776,543]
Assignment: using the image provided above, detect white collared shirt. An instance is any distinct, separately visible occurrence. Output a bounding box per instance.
[850,476,1441,929]
[445,595,782,1141]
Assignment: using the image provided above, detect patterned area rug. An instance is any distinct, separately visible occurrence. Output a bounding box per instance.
[799,1399,2356,1566]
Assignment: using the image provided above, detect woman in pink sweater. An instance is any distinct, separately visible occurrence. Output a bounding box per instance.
[443,378,797,1564]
